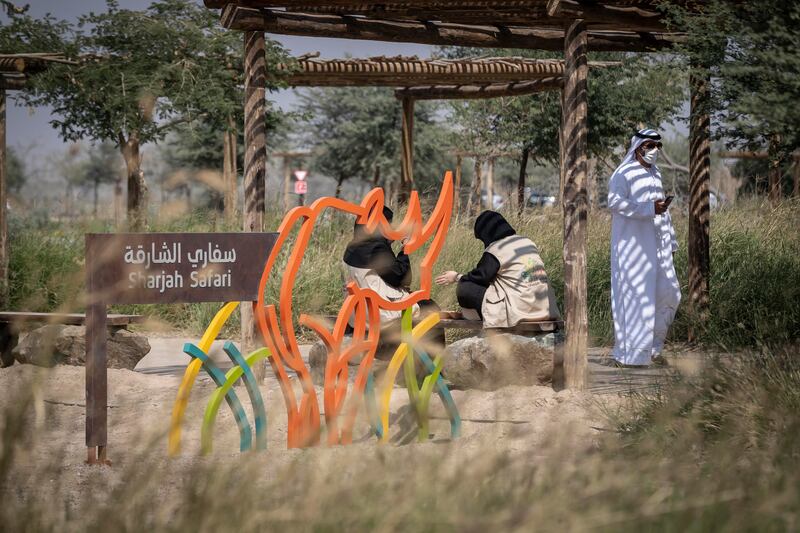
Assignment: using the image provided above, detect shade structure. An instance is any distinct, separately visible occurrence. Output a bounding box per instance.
[219,6,684,52]
[196,1,709,398]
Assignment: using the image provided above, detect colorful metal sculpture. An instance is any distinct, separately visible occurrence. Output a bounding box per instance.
[169,172,460,454]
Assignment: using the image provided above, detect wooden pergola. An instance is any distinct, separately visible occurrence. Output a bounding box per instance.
[203,0,711,392]
[281,55,614,199]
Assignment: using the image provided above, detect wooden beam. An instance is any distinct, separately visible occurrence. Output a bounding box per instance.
[0,89,6,306]
[242,30,267,378]
[767,135,784,206]
[688,66,711,341]
[394,78,562,100]
[794,159,800,199]
[0,74,27,90]
[560,19,589,390]
[547,0,562,16]
[517,145,530,215]
[400,97,415,199]
[222,6,683,52]
[719,150,767,159]
[288,1,668,32]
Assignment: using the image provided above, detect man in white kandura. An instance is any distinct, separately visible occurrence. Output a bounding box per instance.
[607,128,681,367]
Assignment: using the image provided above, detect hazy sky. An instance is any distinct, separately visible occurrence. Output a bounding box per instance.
[5,0,437,161]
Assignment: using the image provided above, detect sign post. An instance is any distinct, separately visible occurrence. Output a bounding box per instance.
[293,170,308,206]
[84,232,276,464]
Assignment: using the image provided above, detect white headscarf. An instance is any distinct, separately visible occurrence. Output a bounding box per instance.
[617,128,662,170]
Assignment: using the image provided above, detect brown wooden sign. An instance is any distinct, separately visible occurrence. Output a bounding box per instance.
[84,232,277,464]
[85,233,277,304]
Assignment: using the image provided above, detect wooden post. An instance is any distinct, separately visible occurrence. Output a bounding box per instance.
[768,134,784,206]
[0,89,7,307]
[518,146,529,215]
[223,116,238,225]
[454,154,463,216]
[486,156,495,210]
[688,67,711,341]
[793,159,800,198]
[242,30,267,379]
[85,234,109,464]
[400,97,415,200]
[560,20,589,390]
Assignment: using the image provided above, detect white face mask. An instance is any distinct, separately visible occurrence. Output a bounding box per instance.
[641,147,659,165]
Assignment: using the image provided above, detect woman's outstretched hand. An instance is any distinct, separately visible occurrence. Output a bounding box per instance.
[436,271,459,285]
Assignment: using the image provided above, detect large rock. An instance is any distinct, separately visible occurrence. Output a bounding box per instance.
[309,337,423,387]
[13,325,150,369]
[442,333,558,390]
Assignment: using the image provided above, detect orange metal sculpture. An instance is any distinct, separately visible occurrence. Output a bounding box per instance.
[255,172,454,447]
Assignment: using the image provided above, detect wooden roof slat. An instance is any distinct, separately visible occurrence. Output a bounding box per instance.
[393,77,563,100]
[222,6,684,51]
[280,55,617,87]
[282,1,668,32]
[207,0,668,8]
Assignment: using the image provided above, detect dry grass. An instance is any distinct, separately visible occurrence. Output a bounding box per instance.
[2,345,800,531]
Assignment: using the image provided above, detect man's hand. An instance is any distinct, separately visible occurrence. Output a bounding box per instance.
[435,271,460,285]
[655,200,669,215]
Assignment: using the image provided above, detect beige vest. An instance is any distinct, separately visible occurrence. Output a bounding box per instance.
[342,261,420,324]
[481,235,561,328]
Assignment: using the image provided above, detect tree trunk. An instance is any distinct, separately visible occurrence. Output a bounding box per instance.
[688,66,711,342]
[454,155,463,217]
[114,179,123,228]
[242,30,267,380]
[372,164,381,187]
[282,156,291,212]
[65,182,73,218]
[0,89,7,307]
[793,158,800,198]
[486,157,495,210]
[768,134,784,206]
[559,20,589,390]
[120,133,147,231]
[467,158,483,215]
[335,174,345,198]
[223,116,238,225]
[93,179,99,217]
[517,146,530,215]
[400,97,415,202]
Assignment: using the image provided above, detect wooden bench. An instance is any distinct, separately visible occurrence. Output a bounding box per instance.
[438,316,562,335]
[319,313,562,336]
[0,311,145,367]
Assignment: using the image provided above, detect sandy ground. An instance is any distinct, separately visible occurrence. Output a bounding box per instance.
[0,332,662,508]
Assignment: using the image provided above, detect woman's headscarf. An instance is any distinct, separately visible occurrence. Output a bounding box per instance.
[344,206,395,268]
[474,210,516,248]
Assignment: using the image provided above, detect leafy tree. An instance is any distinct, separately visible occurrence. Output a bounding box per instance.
[5,147,28,195]
[296,86,453,199]
[663,0,800,199]
[441,47,684,209]
[3,0,290,229]
[80,142,123,216]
